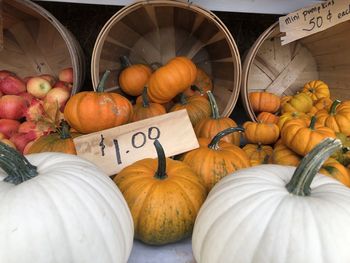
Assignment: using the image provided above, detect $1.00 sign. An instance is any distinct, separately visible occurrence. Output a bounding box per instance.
[279,0,350,45]
[73,110,199,176]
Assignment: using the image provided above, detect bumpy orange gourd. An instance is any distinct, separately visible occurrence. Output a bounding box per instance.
[278,111,309,130]
[243,121,280,145]
[249,91,281,113]
[118,56,152,96]
[181,127,250,191]
[281,92,313,113]
[114,140,206,245]
[169,93,211,127]
[320,158,350,187]
[183,68,212,97]
[27,121,80,154]
[131,87,166,122]
[194,91,240,146]
[147,57,197,103]
[302,80,330,101]
[281,116,336,156]
[64,70,133,134]
[316,100,350,136]
[242,143,273,166]
[271,139,302,166]
[256,111,279,124]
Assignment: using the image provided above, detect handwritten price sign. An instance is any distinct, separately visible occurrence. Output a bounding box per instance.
[73,110,199,176]
[279,0,350,45]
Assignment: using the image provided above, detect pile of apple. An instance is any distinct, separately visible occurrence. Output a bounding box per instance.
[0,67,73,153]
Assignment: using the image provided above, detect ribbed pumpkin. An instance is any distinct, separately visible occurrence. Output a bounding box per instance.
[319,157,350,187]
[114,140,206,245]
[64,70,133,134]
[118,56,152,96]
[249,91,280,113]
[302,80,330,101]
[194,91,240,146]
[169,93,211,127]
[242,143,273,166]
[308,97,333,116]
[27,121,80,155]
[147,57,197,104]
[272,139,302,166]
[256,111,279,124]
[316,100,350,136]
[181,127,250,191]
[131,87,166,122]
[278,111,309,130]
[243,121,280,145]
[281,92,313,113]
[183,68,212,97]
[281,116,336,156]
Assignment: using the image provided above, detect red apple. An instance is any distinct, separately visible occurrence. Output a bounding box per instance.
[0,95,27,120]
[40,74,57,86]
[0,75,26,95]
[58,67,73,83]
[53,80,72,91]
[24,98,45,122]
[44,86,71,111]
[26,76,52,98]
[18,92,34,106]
[10,131,37,153]
[0,119,20,138]
[0,70,15,80]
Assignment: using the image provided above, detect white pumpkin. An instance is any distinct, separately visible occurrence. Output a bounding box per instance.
[0,143,134,263]
[192,138,350,263]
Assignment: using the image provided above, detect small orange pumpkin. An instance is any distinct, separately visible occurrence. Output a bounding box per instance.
[242,143,273,166]
[319,158,350,187]
[281,92,313,113]
[243,121,280,145]
[302,80,330,102]
[249,91,280,113]
[308,97,333,116]
[183,68,212,97]
[278,111,309,130]
[271,140,302,166]
[256,111,279,124]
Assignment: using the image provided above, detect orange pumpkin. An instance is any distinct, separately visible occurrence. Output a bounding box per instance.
[278,111,309,130]
[242,143,273,166]
[194,91,240,146]
[132,87,166,122]
[256,111,279,124]
[249,91,280,113]
[243,121,280,145]
[271,140,302,166]
[183,68,212,97]
[308,97,333,116]
[64,70,133,134]
[319,158,350,187]
[302,80,330,101]
[181,127,250,191]
[316,100,350,136]
[147,57,197,104]
[281,92,313,113]
[281,116,336,156]
[118,56,152,96]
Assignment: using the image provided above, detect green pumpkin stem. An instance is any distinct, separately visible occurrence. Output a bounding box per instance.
[59,120,72,139]
[141,87,150,108]
[120,56,132,68]
[154,140,167,180]
[329,99,341,115]
[286,138,342,196]
[208,127,244,150]
[0,142,38,185]
[191,85,204,95]
[179,93,188,105]
[96,70,111,93]
[309,116,317,130]
[207,91,220,119]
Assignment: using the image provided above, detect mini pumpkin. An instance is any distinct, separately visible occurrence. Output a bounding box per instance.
[256,111,279,124]
[183,68,212,97]
[243,121,280,145]
[278,111,309,130]
[308,97,333,116]
[320,157,350,187]
[242,143,273,166]
[281,92,313,113]
[272,139,302,166]
[249,91,280,113]
[302,80,330,101]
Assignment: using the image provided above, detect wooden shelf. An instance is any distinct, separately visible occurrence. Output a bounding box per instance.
[34,0,323,14]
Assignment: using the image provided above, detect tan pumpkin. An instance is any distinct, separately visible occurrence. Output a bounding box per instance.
[181,127,250,191]
[194,91,240,146]
[169,93,211,127]
[281,92,313,113]
[114,140,206,245]
[147,56,197,104]
[319,158,350,187]
[271,139,302,166]
[243,121,280,145]
[256,111,279,124]
[249,91,281,113]
[183,68,212,98]
[316,100,350,136]
[118,56,152,96]
[302,80,330,101]
[281,116,336,156]
[242,143,273,166]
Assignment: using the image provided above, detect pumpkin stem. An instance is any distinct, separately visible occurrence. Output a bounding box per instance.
[149,62,163,71]
[96,70,111,93]
[58,120,72,139]
[286,138,342,196]
[141,87,150,108]
[0,142,38,185]
[329,99,341,115]
[154,140,167,180]
[179,93,188,105]
[208,127,244,150]
[120,56,132,68]
[207,91,220,119]
[309,116,317,130]
[191,85,204,95]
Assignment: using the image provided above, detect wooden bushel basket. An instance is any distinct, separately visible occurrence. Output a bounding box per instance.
[0,0,85,94]
[91,0,241,117]
[241,21,350,121]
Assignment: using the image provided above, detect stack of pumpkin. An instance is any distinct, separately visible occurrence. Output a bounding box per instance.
[245,80,350,186]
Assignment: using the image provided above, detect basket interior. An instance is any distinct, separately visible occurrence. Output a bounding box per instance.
[93,1,241,116]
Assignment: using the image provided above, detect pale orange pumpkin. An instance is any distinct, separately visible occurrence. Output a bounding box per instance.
[243,121,280,145]
[249,91,281,113]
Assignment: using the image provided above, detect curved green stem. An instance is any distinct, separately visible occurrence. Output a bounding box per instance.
[309,116,317,130]
[141,87,150,108]
[207,90,220,119]
[96,70,111,93]
[286,138,342,196]
[120,56,132,68]
[329,99,341,115]
[153,140,167,180]
[208,127,244,150]
[58,120,72,139]
[0,142,38,185]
